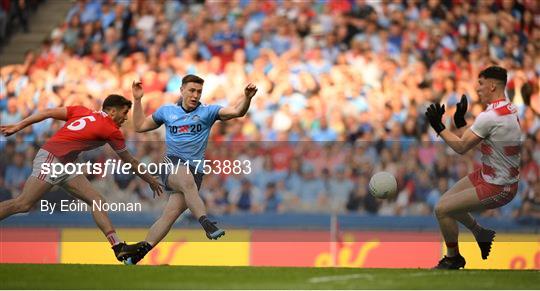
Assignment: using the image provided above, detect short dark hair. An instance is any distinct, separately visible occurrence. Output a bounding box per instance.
[102,94,132,110]
[182,74,204,86]
[478,66,507,86]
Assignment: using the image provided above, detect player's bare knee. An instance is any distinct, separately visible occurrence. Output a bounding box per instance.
[167,179,182,192]
[434,203,448,218]
[170,181,196,195]
[182,187,198,198]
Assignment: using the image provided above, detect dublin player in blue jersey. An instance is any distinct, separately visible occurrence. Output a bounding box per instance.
[123,75,257,264]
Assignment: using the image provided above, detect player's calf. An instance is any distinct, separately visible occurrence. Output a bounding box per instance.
[12,199,33,214]
[0,198,34,221]
[14,198,34,213]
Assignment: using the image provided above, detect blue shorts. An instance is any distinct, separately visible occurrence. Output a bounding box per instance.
[160,155,204,192]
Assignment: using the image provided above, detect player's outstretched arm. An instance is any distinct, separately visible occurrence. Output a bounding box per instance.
[0,108,67,136]
[218,83,258,121]
[132,81,161,133]
[439,128,482,154]
[116,150,163,198]
[425,102,482,154]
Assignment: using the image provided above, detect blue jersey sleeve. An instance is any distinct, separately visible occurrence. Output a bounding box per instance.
[207,104,223,123]
[152,106,166,126]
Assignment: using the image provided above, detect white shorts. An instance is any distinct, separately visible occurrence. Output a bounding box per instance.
[31,149,79,185]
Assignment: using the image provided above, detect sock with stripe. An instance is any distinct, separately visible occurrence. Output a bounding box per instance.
[106,231,121,246]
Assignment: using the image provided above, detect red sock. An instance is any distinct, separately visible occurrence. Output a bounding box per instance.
[446,242,459,257]
[106,231,121,246]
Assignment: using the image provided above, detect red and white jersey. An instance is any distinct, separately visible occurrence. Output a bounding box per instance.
[42,106,127,163]
[470,99,522,185]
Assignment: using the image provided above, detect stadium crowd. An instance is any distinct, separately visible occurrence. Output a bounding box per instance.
[0,0,46,45]
[0,0,539,221]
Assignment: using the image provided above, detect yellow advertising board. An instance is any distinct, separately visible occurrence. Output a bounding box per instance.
[60,228,250,266]
[443,233,539,269]
[59,229,539,269]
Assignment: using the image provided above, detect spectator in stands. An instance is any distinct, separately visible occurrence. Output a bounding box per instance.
[0,2,7,42]
[262,182,284,213]
[202,175,231,216]
[0,140,15,176]
[517,180,540,225]
[0,176,11,202]
[1,99,21,132]
[230,178,263,213]
[297,164,326,212]
[426,177,448,212]
[346,175,379,214]
[4,153,31,193]
[13,0,30,33]
[328,165,354,213]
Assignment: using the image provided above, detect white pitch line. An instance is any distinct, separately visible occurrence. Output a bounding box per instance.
[308,273,375,284]
[406,270,489,277]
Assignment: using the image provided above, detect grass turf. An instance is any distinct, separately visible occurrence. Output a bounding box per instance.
[0,264,538,289]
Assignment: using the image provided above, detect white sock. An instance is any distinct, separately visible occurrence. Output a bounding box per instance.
[106,231,121,246]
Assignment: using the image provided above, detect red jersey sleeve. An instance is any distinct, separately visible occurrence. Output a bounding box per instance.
[66,106,92,120]
[107,128,127,153]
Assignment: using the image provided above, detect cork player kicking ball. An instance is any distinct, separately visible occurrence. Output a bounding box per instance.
[123,75,257,265]
[0,95,163,262]
[425,66,522,269]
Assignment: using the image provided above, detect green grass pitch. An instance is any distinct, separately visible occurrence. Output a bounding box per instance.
[0,264,538,289]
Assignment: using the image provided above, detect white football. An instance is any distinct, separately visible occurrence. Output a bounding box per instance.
[368,172,397,199]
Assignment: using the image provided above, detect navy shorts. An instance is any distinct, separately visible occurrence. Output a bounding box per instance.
[160,156,204,192]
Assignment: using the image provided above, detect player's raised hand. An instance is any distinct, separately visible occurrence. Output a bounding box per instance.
[454,94,468,129]
[132,81,144,100]
[435,103,445,116]
[0,124,22,136]
[244,83,258,99]
[425,103,446,135]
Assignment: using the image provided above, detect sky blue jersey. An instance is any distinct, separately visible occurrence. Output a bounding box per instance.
[152,103,222,170]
